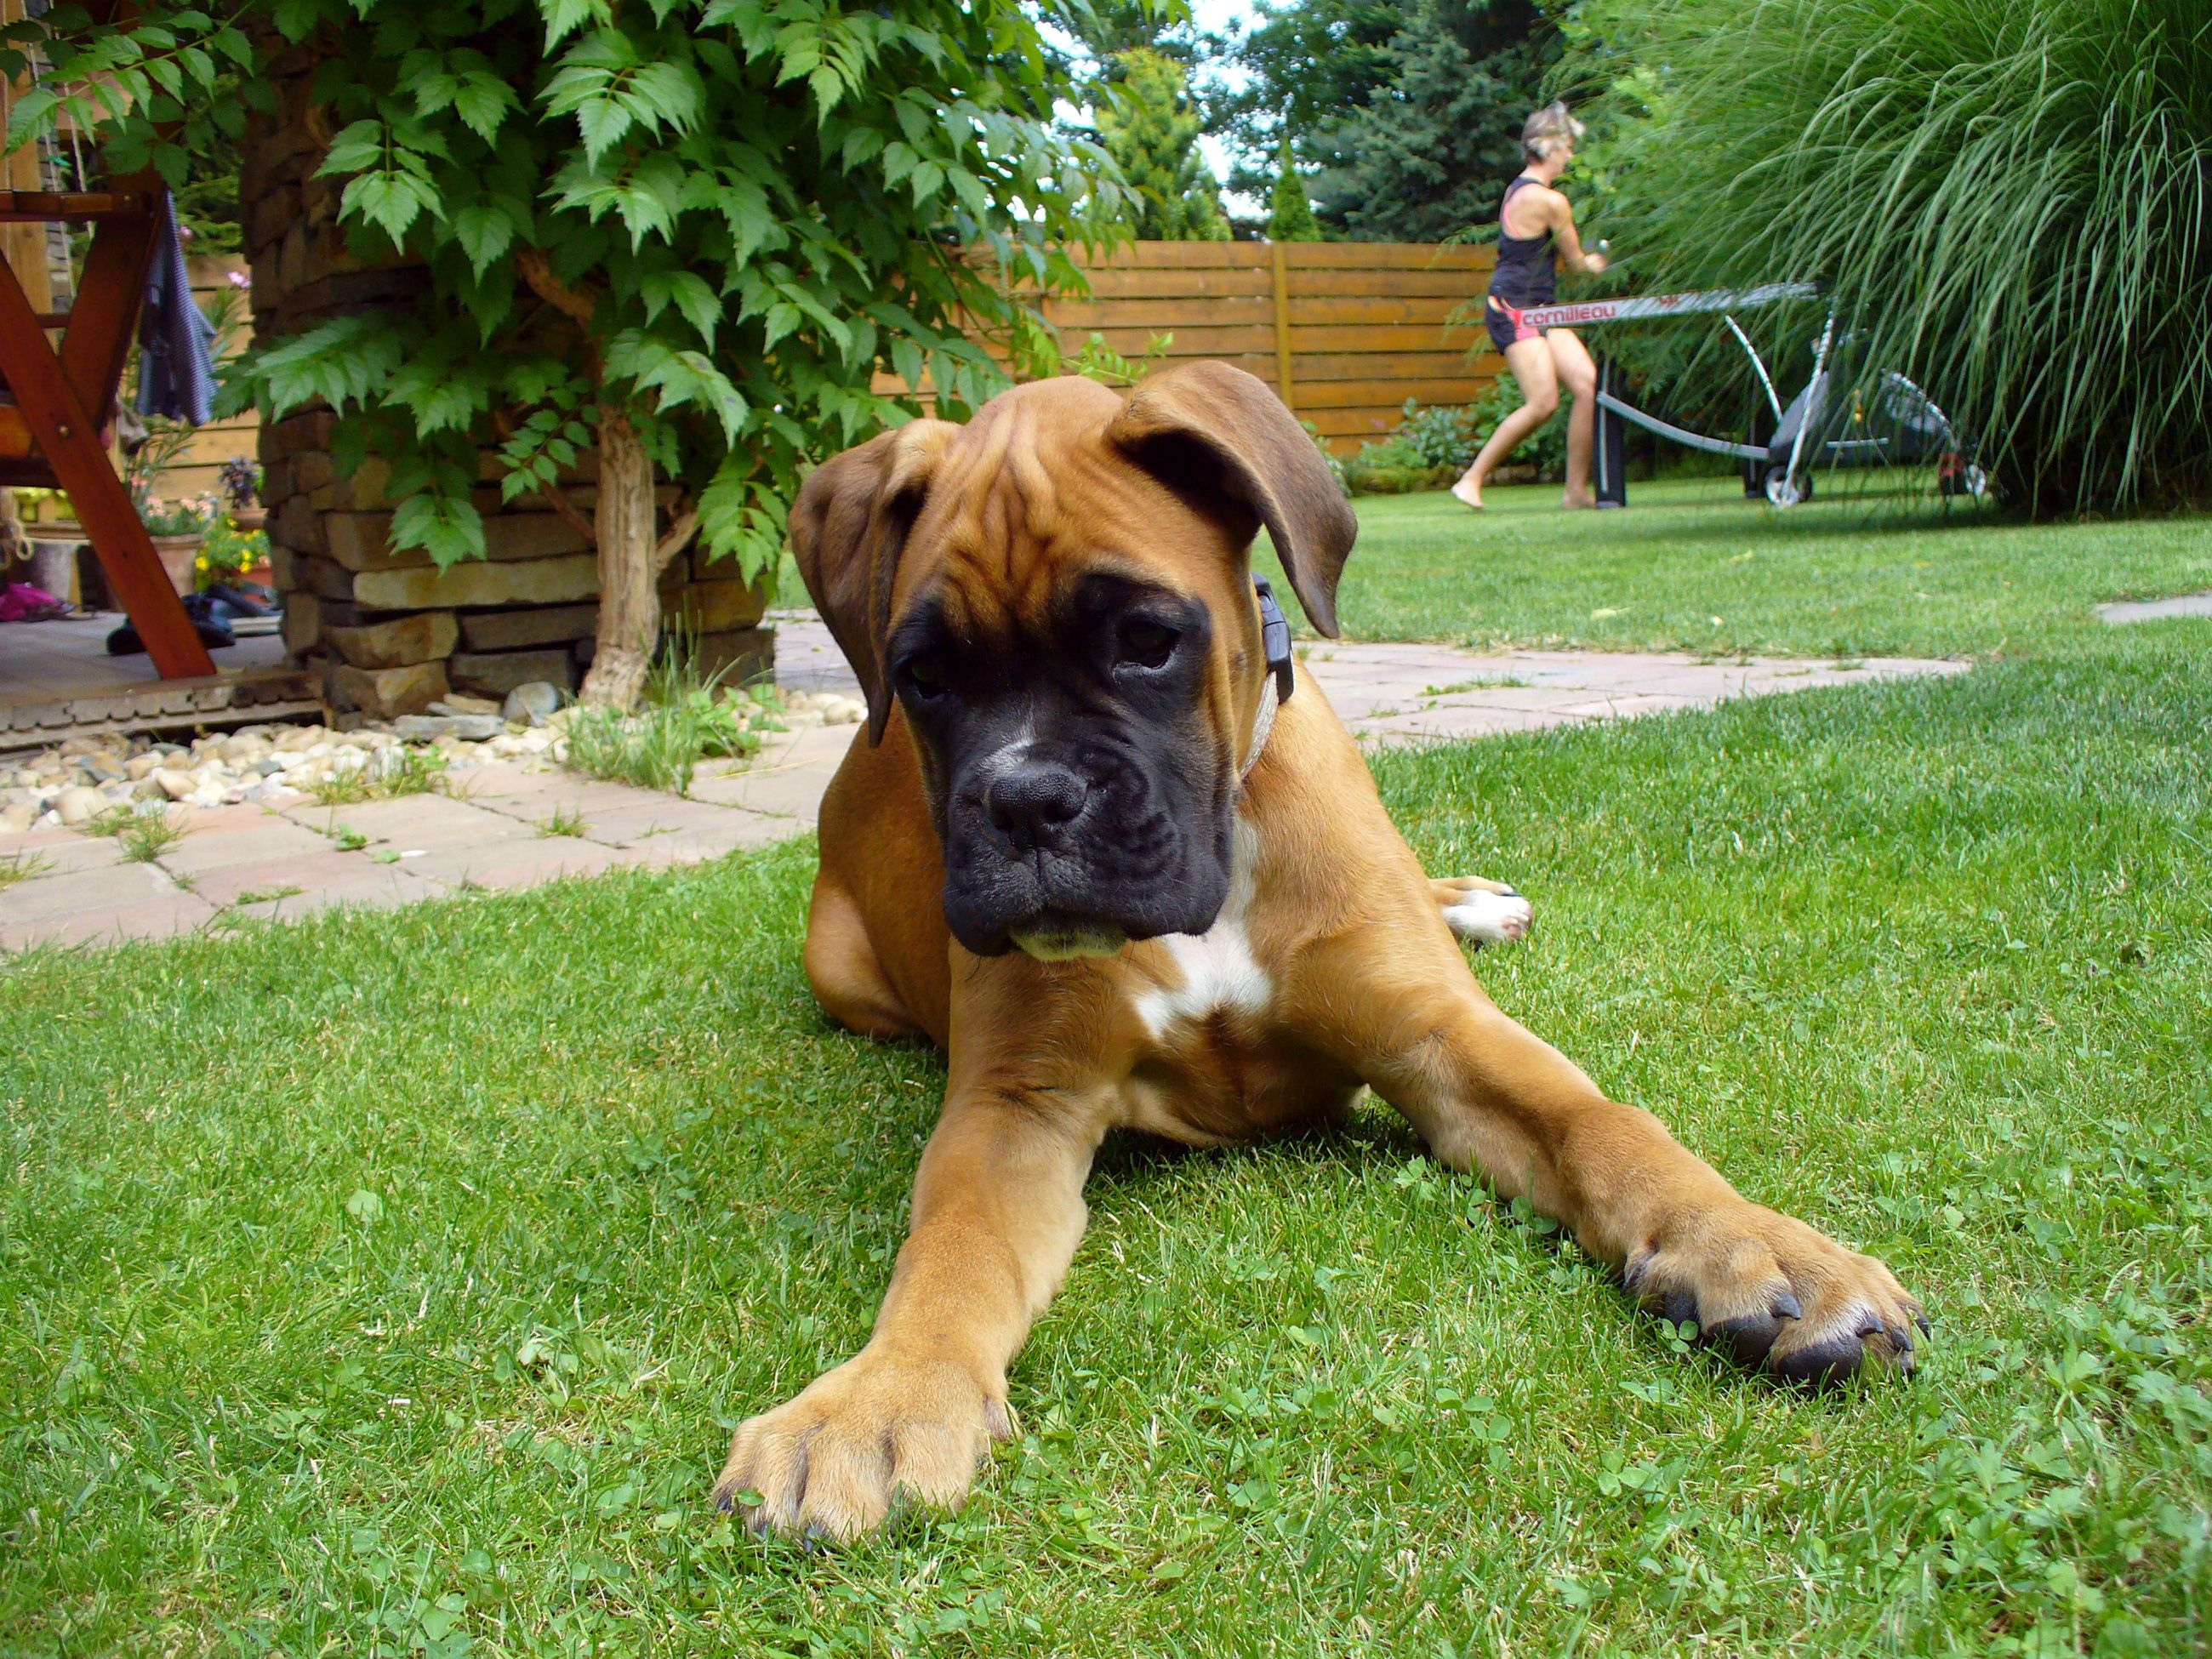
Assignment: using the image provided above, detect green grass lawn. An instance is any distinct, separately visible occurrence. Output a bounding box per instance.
[6,493,2211,1654]
[1256,476,2212,658]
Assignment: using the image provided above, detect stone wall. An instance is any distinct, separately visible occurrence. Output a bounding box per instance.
[240,40,770,720]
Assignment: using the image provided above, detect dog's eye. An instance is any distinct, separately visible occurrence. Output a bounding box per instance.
[902,657,949,699]
[1117,619,1178,670]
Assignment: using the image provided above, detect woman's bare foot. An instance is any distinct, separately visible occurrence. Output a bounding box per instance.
[1561,490,1597,510]
[1451,477,1485,510]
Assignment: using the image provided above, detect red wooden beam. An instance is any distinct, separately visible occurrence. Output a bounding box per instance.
[0,190,157,223]
[0,249,215,678]
[58,168,160,423]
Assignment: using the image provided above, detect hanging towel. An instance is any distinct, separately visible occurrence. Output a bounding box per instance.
[134,195,218,425]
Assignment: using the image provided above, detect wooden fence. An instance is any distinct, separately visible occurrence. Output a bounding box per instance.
[992,240,1503,453]
[31,241,1497,510]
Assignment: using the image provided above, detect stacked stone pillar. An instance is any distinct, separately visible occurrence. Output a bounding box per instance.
[241,42,770,720]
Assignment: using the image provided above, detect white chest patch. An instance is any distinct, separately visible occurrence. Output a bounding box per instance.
[1133,821,1272,1040]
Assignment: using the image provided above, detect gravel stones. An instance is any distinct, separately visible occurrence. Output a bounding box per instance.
[392,714,506,742]
[502,681,565,727]
[1,682,857,837]
[52,785,105,825]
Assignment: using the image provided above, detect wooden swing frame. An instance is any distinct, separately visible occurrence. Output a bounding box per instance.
[0,168,217,679]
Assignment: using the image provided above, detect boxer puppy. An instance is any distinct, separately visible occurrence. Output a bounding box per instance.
[715,362,1923,1540]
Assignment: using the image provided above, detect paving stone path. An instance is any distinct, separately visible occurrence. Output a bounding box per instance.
[0,611,1964,952]
[2098,592,2212,624]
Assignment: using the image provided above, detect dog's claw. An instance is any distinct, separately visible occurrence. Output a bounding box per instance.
[1773,1291,1804,1320]
[1622,1251,1656,1293]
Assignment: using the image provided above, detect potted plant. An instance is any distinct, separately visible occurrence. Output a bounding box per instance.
[11,487,79,535]
[218,456,265,531]
[195,511,271,590]
[140,497,216,594]
[118,411,211,592]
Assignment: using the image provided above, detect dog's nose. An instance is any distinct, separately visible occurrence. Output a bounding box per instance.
[984,761,1088,851]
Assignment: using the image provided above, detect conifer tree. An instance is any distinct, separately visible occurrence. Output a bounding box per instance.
[1095,48,1232,241]
[1266,134,1322,241]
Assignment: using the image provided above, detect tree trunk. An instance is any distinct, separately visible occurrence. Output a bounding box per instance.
[579,408,663,710]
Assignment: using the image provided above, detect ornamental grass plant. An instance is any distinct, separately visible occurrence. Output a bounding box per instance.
[1568,0,2211,510]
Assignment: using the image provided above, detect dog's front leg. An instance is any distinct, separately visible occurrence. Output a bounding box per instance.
[714,1083,1100,1540]
[1292,932,1924,1382]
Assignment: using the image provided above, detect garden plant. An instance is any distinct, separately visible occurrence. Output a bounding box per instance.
[1565,0,2211,510]
[5,0,1133,707]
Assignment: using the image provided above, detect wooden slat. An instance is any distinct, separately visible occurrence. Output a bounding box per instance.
[1280,242,1493,271]
[0,190,155,223]
[1044,293,1485,330]
[1041,295,1487,336]
[1043,294,1277,329]
[165,419,259,469]
[1280,294,1470,326]
[1283,267,1497,299]
[1286,326,1480,356]
[1270,242,1294,411]
[1064,324,1281,357]
[1292,376,1503,411]
[1291,350,1497,383]
[1303,407,1408,438]
[1082,242,1274,270]
[1075,265,1276,299]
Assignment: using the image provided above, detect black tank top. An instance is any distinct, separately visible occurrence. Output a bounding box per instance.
[1489,175,1555,309]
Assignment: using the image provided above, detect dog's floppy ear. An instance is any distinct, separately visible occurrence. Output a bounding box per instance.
[1105,360,1358,637]
[788,419,960,743]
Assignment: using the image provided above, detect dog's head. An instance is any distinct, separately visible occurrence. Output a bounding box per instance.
[790,362,1357,960]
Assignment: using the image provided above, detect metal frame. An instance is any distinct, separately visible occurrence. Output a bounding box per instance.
[1538,285,1978,509]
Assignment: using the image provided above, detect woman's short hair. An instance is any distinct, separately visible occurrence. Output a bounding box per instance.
[1522,101,1586,165]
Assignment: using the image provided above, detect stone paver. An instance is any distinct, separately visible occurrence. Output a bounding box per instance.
[1,609,1967,952]
[188,850,448,911]
[2099,592,2212,624]
[225,868,450,925]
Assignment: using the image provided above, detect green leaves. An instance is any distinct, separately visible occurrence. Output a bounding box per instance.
[603,332,748,444]
[322,117,451,246]
[49,0,1126,585]
[385,354,493,438]
[450,201,523,276]
[0,10,241,157]
[543,30,704,165]
[391,490,488,570]
[639,271,721,345]
[405,49,522,142]
[697,456,790,582]
[231,316,406,419]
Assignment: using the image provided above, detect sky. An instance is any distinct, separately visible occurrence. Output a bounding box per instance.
[1187,0,1263,210]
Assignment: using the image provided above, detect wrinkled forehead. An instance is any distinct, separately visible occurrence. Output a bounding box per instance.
[892,392,1239,640]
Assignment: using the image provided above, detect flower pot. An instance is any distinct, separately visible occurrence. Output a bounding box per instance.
[241,561,273,588]
[151,534,202,596]
[231,506,268,532]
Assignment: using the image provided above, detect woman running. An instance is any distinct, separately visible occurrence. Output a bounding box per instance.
[1452,102,1609,510]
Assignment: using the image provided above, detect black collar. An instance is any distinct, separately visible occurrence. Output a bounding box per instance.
[1253,575,1294,702]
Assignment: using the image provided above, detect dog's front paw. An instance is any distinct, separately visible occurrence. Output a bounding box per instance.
[1624,1202,1925,1384]
[1434,876,1533,947]
[712,1348,1013,1541]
